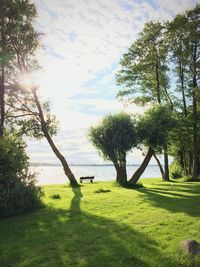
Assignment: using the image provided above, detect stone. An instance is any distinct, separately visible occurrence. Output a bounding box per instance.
[179,239,200,256]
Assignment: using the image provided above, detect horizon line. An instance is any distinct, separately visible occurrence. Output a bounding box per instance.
[30,163,160,167]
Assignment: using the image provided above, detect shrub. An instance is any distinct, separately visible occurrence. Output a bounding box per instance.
[169,161,183,179]
[0,135,44,218]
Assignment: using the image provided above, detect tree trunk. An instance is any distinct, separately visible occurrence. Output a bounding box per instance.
[163,145,169,181]
[153,153,165,180]
[197,155,200,177]
[179,148,184,169]
[115,164,127,186]
[33,88,79,187]
[181,148,188,175]
[0,66,5,137]
[0,16,5,137]
[191,43,198,179]
[128,147,154,185]
[188,151,193,175]
[155,61,161,104]
[178,55,187,116]
[192,90,198,179]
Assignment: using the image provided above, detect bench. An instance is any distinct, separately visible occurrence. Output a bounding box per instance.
[80,176,94,183]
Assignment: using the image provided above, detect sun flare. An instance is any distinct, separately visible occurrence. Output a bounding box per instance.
[18,73,35,90]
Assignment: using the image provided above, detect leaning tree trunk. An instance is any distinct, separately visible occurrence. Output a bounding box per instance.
[153,153,165,180]
[33,88,79,187]
[128,147,154,185]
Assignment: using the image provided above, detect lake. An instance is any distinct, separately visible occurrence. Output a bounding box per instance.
[32,165,162,185]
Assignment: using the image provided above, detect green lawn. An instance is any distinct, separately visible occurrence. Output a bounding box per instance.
[0,178,200,267]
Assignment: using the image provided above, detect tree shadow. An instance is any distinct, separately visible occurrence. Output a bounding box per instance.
[0,186,180,267]
[138,184,200,217]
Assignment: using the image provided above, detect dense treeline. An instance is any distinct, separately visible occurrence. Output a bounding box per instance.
[116,4,200,180]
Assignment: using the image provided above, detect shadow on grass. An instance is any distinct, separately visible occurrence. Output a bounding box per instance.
[139,183,200,217]
[0,186,179,267]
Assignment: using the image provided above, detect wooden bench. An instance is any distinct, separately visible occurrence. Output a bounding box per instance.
[80,176,94,183]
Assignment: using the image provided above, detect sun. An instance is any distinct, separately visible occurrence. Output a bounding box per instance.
[18,73,35,90]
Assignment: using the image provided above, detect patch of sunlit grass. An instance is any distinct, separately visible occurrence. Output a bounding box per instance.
[0,178,200,267]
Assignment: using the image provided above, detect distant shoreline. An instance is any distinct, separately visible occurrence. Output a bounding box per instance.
[30,163,159,167]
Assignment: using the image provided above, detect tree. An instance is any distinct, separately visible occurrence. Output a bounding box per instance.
[116,21,172,181]
[32,86,79,187]
[185,5,200,179]
[116,5,200,180]
[165,4,200,179]
[165,15,189,117]
[0,0,40,136]
[129,105,176,185]
[6,82,79,187]
[0,0,79,187]
[89,113,137,186]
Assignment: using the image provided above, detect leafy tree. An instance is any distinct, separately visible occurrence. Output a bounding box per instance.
[183,5,200,179]
[116,5,200,180]
[129,106,176,185]
[116,21,172,180]
[6,81,79,187]
[165,15,189,116]
[89,113,137,186]
[0,0,79,187]
[165,4,200,179]
[0,0,39,136]
[116,21,172,106]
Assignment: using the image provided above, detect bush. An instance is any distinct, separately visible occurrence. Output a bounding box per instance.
[169,161,183,179]
[0,135,44,218]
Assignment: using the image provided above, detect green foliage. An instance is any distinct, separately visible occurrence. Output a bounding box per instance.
[88,112,137,165]
[137,105,176,151]
[116,4,200,178]
[5,98,58,139]
[0,179,44,218]
[0,136,28,185]
[169,161,183,179]
[0,0,40,71]
[0,135,44,218]
[116,21,169,105]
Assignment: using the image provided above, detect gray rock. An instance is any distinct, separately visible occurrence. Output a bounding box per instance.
[179,239,200,256]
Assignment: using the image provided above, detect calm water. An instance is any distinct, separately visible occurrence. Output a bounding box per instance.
[32,165,161,185]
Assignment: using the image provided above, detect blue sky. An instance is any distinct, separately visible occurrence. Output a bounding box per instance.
[27,0,198,165]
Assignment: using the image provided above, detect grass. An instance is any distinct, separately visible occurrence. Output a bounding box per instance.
[0,178,200,267]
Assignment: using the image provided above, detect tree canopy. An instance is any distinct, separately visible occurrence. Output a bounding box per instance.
[116,4,200,180]
[89,112,137,185]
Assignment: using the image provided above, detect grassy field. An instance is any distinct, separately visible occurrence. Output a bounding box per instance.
[0,178,200,267]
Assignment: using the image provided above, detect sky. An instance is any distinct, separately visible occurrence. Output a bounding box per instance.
[27,0,198,165]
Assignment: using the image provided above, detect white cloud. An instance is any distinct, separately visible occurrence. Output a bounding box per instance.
[28,0,197,165]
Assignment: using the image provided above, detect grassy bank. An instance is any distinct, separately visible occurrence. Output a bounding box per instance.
[0,178,200,267]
